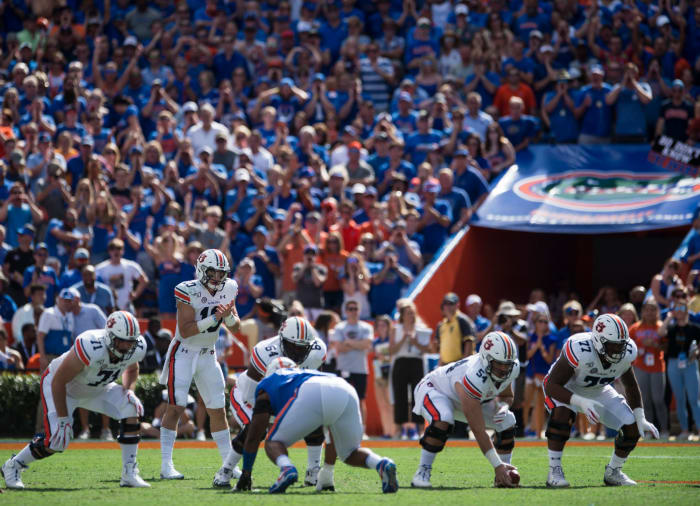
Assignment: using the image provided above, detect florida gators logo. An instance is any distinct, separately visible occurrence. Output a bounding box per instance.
[483,339,493,351]
[107,318,116,328]
[595,321,605,333]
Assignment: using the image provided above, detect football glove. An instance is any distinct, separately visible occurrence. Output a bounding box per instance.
[235,470,252,491]
[634,407,659,439]
[49,416,73,452]
[125,389,144,418]
[570,394,603,425]
[492,403,510,424]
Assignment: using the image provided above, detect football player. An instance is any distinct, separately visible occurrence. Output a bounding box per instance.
[410,331,521,488]
[233,358,398,494]
[544,313,659,487]
[159,249,240,480]
[2,311,149,489]
[213,315,328,488]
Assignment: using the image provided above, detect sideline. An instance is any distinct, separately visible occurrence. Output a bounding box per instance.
[1,440,698,450]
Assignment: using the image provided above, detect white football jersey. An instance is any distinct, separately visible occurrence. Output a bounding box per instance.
[174,277,238,348]
[427,353,520,405]
[552,332,637,394]
[48,328,146,399]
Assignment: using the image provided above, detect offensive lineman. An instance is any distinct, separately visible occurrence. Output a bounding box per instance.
[2,311,149,489]
[411,331,521,488]
[159,249,240,479]
[234,358,398,494]
[213,315,328,488]
[543,313,659,487]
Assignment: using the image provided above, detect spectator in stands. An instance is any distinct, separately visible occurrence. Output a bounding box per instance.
[0,272,17,322]
[71,290,107,337]
[331,299,374,434]
[22,242,58,307]
[575,65,613,144]
[587,285,623,315]
[650,258,684,311]
[555,300,584,349]
[11,323,37,369]
[95,238,148,313]
[483,123,516,177]
[630,298,669,439]
[372,314,394,439]
[0,327,23,371]
[418,178,451,261]
[451,148,489,212]
[542,70,579,144]
[4,225,37,305]
[523,309,556,438]
[435,292,476,364]
[320,231,348,313]
[464,294,491,343]
[71,264,116,316]
[605,63,652,143]
[340,252,371,321]
[292,244,328,322]
[233,258,263,320]
[369,244,413,317]
[36,287,75,375]
[617,302,639,328]
[245,226,280,299]
[498,96,539,152]
[659,292,700,440]
[390,298,431,440]
[656,80,694,142]
[494,67,537,117]
[58,248,90,290]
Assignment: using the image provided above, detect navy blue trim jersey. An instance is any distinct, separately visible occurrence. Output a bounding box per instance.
[255,368,334,414]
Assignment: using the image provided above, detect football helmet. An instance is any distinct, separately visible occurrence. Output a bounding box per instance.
[479,331,518,381]
[265,357,297,377]
[196,249,230,292]
[279,316,315,364]
[105,311,140,360]
[591,313,629,364]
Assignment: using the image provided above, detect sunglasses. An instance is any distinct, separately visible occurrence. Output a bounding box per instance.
[536,319,548,323]
[346,307,358,312]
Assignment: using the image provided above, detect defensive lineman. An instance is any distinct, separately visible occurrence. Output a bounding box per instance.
[214,315,327,488]
[543,313,659,487]
[2,311,149,489]
[159,249,240,479]
[234,358,398,494]
[411,331,521,488]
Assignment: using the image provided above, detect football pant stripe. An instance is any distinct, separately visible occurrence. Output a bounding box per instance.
[40,369,51,446]
[231,389,251,426]
[267,389,299,440]
[423,395,441,421]
[167,341,181,405]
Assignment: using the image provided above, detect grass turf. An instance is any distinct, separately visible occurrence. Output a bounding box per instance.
[1,443,699,505]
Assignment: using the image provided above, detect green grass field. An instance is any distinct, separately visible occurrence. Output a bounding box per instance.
[1,443,699,505]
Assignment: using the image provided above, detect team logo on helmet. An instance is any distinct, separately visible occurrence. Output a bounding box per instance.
[107,318,116,328]
[483,339,493,351]
[595,321,605,333]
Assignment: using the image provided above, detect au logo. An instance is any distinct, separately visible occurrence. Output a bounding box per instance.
[514,171,700,212]
[483,339,493,351]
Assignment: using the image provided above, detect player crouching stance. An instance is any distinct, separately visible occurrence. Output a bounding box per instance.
[159,249,240,480]
[544,314,659,488]
[2,311,149,489]
[411,331,521,488]
[234,358,398,494]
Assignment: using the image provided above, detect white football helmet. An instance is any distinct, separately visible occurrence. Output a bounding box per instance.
[265,357,297,377]
[479,331,518,381]
[279,316,316,364]
[196,249,230,292]
[105,310,140,360]
[591,313,629,363]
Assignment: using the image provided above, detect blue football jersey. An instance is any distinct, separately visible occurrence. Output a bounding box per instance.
[255,369,334,414]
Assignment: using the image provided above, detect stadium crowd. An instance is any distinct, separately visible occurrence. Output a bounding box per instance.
[0,0,699,440]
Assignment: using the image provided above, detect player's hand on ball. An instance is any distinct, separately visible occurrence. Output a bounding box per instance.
[494,464,518,488]
[235,470,252,491]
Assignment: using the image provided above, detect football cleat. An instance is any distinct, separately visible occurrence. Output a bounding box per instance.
[304,465,320,486]
[160,463,185,480]
[377,458,399,493]
[213,465,242,487]
[196,430,206,442]
[604,465,637,486]
[315,465,335,492]
[101,428,114,441]
[546,466,570,488]
[269,466,298,494]
[77,430,89,440]
[120,462,151,488]
[1,456,26,490]
[411,465,432,488]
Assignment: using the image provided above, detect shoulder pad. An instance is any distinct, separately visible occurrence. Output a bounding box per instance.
[73,332,106,366]
[461,364,483,400]
[563,334,594,368]
[131,336,148,363]
[174,281,196,305]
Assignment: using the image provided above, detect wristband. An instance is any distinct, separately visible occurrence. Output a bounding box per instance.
[224,314,239,327]
[242,450,257,473]
[485,448,502,469]
[197,314,219,333]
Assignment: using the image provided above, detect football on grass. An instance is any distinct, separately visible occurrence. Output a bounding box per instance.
[509,469,521,486]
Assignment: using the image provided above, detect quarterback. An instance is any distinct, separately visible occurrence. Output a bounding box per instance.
[233,358,398,494]
[214,315,328,488]
[411,331,521,488]
[2,311,149,489]
[159,249,240,480]
[544,313,659,487]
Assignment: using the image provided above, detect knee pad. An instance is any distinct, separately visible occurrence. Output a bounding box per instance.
[615,430,639,453]
[232,425,248,454]
[545,413,574,443]
[304,426,325,446]
[420,424,451,453]
[117,420,141,445]
[493,427,516,452]
[30,436,53,459]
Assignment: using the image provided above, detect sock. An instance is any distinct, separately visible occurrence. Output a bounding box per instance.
[323,464,334,473]
[307,445,322,469]
[365,451,382,470]
[13,445,36,467]
[211,429,233,463]
[609,453,627,469]
[223,448,243,469]
[121,443,138,468]
[160,428,177,467]
[500,452,512,465]
[419,449,437,468]
[275,454,293,469]
[548,450,563,467]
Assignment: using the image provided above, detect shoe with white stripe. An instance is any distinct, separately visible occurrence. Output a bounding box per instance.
[377,458,399,493]
[269,466,298,493]
[604,465,637,486]
[160,463,185,480]
[304,465,320,486]
[411,465,432,488]
[315,465,335,492]
[120,462,150,488]
[1,456,26,490]
[213,465,242,487]
[546,466,570,488]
